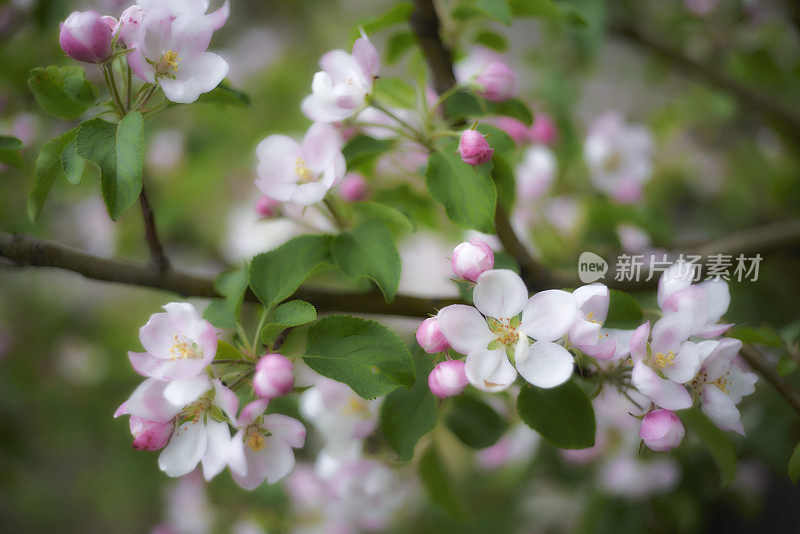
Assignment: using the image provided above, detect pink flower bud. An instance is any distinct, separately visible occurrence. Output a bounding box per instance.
[339,172,369,202]
[255,195,280,218]
[130,416,173,451]
[253,353,294,399]
[492,117,530,145]
[59,11,114,64]
[114,5,144,47]
[451,238,494,282]
[428,360,468,398]
[529,113,558,146]
[416,317,449,353]
[639,409,685,452]
[475,61,518,102]
[458,130,493,166]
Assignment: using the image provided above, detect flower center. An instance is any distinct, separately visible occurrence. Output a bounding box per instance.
[712,373,731,394]
[179,396,211,424]
[157,49,181,76]
[245,425,270,451]
[344,397,370,417]
[170,334,203,360]
[295,158,314,183]
[487,317,520,347]
[652,351,676,368]
[604,150,623,173]
[586,311,601,324]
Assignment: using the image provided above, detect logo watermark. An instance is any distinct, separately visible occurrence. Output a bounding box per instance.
[577,252,608,283]
[576,252,763,283]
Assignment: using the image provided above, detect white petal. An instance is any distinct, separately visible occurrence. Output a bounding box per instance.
[261,414,306,448]
[662,341,701,384]
[436,304,495,354]
[631,361,692,411]
[651,312,694,355]
[657,262,697,308]
[520,290,578,341]
[125,378,181,422]
[515,340,574,389]
[572,283,610,324]
[201,418,231,480]
[698,279,730,324]
[700,385,742,434]
[464,348,516,392]
[473,269,528,319]
[158,420,207,477]
[164,375,211,406]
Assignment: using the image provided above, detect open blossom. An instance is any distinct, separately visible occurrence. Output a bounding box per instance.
[127,5,229,103]
[300,376,379,446]
[428,360,469,398]
[694,338,757,434]
[438,269,578,392]
[451,238,494,282]
[118,0,230,47]
[568,284,634,361]
[253,353,294,399]
[416,316,449,353]
[658,262,733,338]
[639,409,685,452]
[516,145,556,204]
[59,11,116,63]
[630,314,698,411]
[458,129,494,165]
[456,47,518,102]
[255,123,345,206]
[128,302,217,382]
[227,399,306,489]
[301,37,379,123]
[118,376,239,479]
[584,112,653,204]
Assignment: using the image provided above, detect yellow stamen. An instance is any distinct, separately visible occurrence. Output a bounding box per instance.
[246,427,266,451]
[713,374,731,394]
[295,158,314,182]
[169,334,203,361]
[487,319,520,347]
[652,351,676,368]
[158,49,181,75]
[586,311,600,324]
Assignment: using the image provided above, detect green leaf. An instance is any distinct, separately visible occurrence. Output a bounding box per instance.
[60,138,85,185]
[27,66,97,119]
[476,123,515,153]
[332,219,401,302]
[789,442,800,484]
[728,325,785,348]
[777,355,798,377]
[261,300,318,345]
[204,265,249,329]
[351,2,414,40]
[487,98,533,125]
[27,128,78,221]
[442,89,485,121]
[517,381,596,449]
[454,0,513,25]
[380,353,437,460]
[603,290,644,330]
[112,111,145,218]
[350,200,415,231]
[249,235,333,308]
[195,82,250,106]
[680,408,737,486]
[491,152,516,212]
[508,0,564,19]
[473,29,508,51]
[445,394,508,449]
[342,134,394,170]
[0,136,23,168]
[386,31,416,64]
[418,444,465,516]
[303,315,415,399]
[215,340,244,360]
[373,77,417,109]
[425,148,497,233]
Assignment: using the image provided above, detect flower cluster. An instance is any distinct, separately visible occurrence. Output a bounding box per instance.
[115,302,305,489]
[59,0,229,104]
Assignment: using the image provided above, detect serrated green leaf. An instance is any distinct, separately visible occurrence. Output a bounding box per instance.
[249,235,333,308]
[27,66,96,119]
[28,128,78,221]
[380,353,437,460]
[680,408,737,486]
[112,111,144,218]
[442,89,486,121]
[728,325,785,348]
[303,315,414,399]
[332,219,401,302]
[350,200,415,231]
[342,134,394,170]
[60,138,85,185]
[418,444,466,516]
[789,442,800,483]
[0,136,23,168]
[215,339,244,360]
[425,148,497,233]
[487,98,533,125]
[476,123,515,153]
[517,381,596,449]
[603,290,644,329]
[204,265,249,329]
[445,394,508,449]
[261,300,319,344]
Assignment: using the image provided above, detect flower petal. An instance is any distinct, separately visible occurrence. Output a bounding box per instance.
[520,290,578,341]
[657,262,697,308]
[698,279,730,324]
[700,385,743,435]
[163,375,211,407]
[473,269,528,319]
[126,378,181,422]
[238,399,269,428]
[464,348,516,392]
[201,418,231,480]
[573,283,610,325]
[261,414,306,448]
[651,312,694,355]
[631,361,692,411]
[436,304,494,355]
[231,436,295,489]
[661,341,701,384]
[158,420,207,477]
[629,321,650,362]
[213,379,239,425]
[515,340,574,389]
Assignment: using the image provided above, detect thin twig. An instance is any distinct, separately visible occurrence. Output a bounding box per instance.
[740,345,800,419]
[139,183,170,273]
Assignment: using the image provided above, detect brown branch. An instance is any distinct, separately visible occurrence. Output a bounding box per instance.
[741,344,800,419]
[139,183,170,273]
[0,231,458,318]
[609,22,800,139]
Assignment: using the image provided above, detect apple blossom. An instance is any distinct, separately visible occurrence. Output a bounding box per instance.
[658,262,733,337]
[59,11,116,64]
[127,5,229,103]
[227,399,306,489]
[253,353,294,399]
[693,338,757,434]
[584,112,653,204]
[128,302,217,381]
[437,269,578,392]
[639,409,685,452]
[255,195,280,218]
[428,360,469,398]
[114,5,144,47]
[568,283,634,361]
[516,145,556,203]
[451,238,494,282]
[299,376,379,446]
[492,117,531,145]
[416,316,449,353]
[255,123,346,206]
[529,113,558,146]
[301,37,379,123]
[456,47,518,102]
[458,129,494,165]
[629,315,699,411]
[338,172,369,202]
